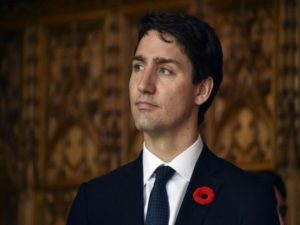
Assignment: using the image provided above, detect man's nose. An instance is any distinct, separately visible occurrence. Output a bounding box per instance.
[137,69,156,94]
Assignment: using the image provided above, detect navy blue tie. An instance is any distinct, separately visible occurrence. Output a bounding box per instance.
[145,166,175,225]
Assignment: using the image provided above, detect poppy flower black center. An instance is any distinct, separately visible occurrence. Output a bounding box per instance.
[201,194,208,199]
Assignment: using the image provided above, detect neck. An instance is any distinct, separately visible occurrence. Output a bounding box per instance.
[144,126,199,163]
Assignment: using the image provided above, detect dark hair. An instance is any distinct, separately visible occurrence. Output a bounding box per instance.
[136,11,223,124]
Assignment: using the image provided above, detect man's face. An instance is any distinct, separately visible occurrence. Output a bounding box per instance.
[129,30,202,135]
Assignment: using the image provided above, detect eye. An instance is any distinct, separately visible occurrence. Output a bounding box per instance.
[159,67,172,75]
[132,63,144,73]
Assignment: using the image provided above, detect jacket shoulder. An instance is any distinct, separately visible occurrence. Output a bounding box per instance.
[207,149,268,188]
[83,156,141,194]
[209,151,278,224]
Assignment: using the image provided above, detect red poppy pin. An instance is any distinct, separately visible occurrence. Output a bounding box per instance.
[193,186,215,205]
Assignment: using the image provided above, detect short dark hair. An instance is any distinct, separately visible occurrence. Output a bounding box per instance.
[136,11,223,124]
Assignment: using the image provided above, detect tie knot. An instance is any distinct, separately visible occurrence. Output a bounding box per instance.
[154,166,175,184]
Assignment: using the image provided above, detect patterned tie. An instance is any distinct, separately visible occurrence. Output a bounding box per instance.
[145,165,175,225]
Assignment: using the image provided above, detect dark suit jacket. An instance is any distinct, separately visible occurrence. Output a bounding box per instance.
[66,145,280,225]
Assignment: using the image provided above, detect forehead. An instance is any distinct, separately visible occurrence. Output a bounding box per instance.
[135,30,186,57]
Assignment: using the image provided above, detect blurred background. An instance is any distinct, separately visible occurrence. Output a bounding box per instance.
[0,0,299,224]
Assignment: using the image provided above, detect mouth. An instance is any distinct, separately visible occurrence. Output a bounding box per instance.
[135,100,158,110]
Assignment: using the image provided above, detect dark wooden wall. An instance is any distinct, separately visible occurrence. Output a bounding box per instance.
[0,0,299,224]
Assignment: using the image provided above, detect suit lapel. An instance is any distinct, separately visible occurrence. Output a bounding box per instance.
[116,153,144,225]
[175,145,223,225]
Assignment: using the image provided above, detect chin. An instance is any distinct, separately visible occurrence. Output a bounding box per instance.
[134,121,158,133]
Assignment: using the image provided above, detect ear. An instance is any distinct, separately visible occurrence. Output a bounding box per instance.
[194,77,214,106]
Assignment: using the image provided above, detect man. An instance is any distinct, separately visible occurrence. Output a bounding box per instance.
[67,12,279,225]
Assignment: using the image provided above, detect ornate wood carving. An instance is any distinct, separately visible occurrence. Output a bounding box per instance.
[201,0,278,170]
[277,0,300,169]
[277,0,300,224]
[40,18,107,185]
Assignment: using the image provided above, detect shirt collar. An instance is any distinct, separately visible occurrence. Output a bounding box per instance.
[143,135,203,185]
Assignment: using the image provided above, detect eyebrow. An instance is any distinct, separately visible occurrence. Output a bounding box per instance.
[154,57,180,66]
[133,55,145,62]
[133,55,181,67]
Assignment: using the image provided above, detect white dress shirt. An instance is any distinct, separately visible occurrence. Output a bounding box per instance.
[143,135,203,225]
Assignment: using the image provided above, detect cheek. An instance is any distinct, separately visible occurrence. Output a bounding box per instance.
[171,84,194,103]
[129,76,134,89]
[129,89,136,109]
[129,77,137,97]
[164,87,190,110]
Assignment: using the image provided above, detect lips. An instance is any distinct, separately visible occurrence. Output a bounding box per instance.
[135,100,158,110]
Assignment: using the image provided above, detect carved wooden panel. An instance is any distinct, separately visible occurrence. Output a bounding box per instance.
[277,1,300,224]
[41,20,107,186]
[37,13,113,188]
[44,190,76,225]
[201,0,278,170]
[277,0,300,168]
[34,10,131,224]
